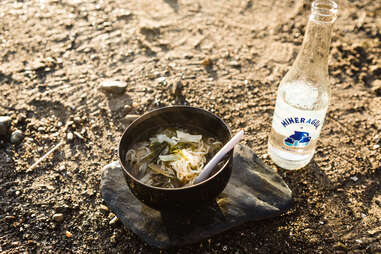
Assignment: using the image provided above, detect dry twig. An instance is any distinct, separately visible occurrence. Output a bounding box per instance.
[26,141,64,172]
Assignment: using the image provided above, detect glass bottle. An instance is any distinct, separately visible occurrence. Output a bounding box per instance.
[268,0,338,170]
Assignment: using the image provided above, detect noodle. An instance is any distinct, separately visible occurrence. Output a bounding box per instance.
[126,128,223,188]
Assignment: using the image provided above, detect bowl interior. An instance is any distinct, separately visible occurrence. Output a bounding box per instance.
[119,106,232,189]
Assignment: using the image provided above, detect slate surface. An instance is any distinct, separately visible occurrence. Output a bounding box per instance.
[100,144,293,249]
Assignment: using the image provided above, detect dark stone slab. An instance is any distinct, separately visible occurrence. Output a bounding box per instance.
[101,144,293,249]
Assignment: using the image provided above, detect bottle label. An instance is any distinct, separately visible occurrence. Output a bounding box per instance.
[270,80,329,153]
[280,117,320,147]
[284,131,311,147]
[280,117,321,129]
[271,112,326,152]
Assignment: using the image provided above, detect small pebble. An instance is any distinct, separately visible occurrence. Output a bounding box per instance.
[10,130,24,144]
[110,234,117,243]
[5,215,15,221]
[65,231,72,238]
[350,176,358,182]
[67,132,74,141]
[157,77,166,84]
[368,227,379,235]
[373,144,380,149]
[124,104,132,111]
[11,241,20,247]
[148,71,160,79]
[109,216,118,225]
[201,58,212,67]
[126,114,139,122]
[99,204,109,213]
[171,81,183,97]
[99,80,127,94]
[73,117,81,123]
[0,116,11,136]
[334,242,347,250]
[371,79,381,95]
[52,213,64,222]
[229,61,241,67]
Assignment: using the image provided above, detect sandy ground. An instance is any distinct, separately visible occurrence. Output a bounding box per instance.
[0,0,380,253]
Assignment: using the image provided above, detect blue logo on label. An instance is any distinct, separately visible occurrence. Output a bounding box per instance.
[284,131,311,147]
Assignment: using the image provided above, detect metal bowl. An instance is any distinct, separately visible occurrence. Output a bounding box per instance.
[118,106,233,210]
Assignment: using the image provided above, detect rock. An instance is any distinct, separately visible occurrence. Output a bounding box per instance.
[109,216,118,225]
[99,204,109,214]
[350,176,359,182]
[125,114,139,123]
[157,77,166,85]
[121,114,140,127]
[73,116,81,123]
[371,79,381,96]
[171,81,183,97]
[52,213,64,222]
[110,234,117,243]
[333,242,347,251]
[5,215,15,221]
[0,116,11,137]
[100,144,292,249]
[10,130,24,144]
[65,231,72,238]
[113,9,132,19]
[229,61,241,68]
[99,80,127,94]
[148,71,160,80]
[201,58,212,67]
[67,132,74,141]
[367,226,381,235]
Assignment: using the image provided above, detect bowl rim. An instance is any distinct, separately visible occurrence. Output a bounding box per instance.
[118,105,233,191]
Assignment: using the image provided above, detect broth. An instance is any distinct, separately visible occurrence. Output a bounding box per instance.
[125,127,224,188]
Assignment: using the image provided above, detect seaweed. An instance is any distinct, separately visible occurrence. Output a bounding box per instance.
[143,142,168,163]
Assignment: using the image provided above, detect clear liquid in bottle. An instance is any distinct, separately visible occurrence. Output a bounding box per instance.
[268,0,337,170]
[268,80,329,169]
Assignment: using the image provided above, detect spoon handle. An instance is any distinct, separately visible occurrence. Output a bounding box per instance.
[194,130,244,184]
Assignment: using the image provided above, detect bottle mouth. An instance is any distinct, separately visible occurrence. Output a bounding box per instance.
[311,0,338,23]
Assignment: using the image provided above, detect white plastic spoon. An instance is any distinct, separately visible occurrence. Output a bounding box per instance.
[193,130,244,184]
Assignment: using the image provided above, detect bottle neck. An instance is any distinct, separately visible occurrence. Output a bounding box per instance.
[293,0,337,80]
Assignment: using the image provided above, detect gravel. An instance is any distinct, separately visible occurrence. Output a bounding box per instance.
[0,0,380,253]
